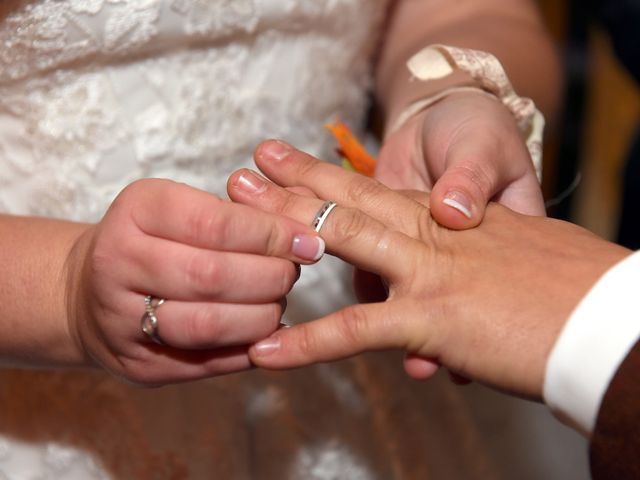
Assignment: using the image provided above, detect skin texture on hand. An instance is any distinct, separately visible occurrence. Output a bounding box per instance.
[227,140,631,400]
[377,91,545,228]
[63,178,324,386]
[377,90,546,378]
[375,0,559,377]
[375,0,560,228]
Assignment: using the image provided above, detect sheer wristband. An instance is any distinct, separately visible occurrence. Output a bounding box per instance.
[390,44,545,182]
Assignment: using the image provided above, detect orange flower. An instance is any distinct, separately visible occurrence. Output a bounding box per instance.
[325,120,376,177]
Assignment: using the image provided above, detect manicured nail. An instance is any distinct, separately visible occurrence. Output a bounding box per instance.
[443,191,472,219]
[292,234,325,261]
[237,171,267,194]
[262,140,291,161]
[253,337,281,357]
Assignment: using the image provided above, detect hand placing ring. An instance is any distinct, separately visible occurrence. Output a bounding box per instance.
[141,295,165,345]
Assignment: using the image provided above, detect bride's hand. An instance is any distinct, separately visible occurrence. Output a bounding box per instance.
[227,141,629,400]
[65,179,324,386]
[378,91,545,228]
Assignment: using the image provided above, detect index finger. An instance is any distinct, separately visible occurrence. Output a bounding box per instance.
[228,169,420,284]
[114,179,325,264]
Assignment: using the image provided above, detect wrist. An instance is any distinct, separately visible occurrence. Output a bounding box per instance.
[385,44,545,181]
[383,72,476,137]
[63,224,99,368]
[0,217,93,368]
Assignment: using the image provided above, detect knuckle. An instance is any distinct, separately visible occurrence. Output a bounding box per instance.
[294,155,320,181]
[183,198,223,246]
[184,307,223,345]
[414,210,449,258]
[298,324,322,358]
[263,224,286,256]
[344,177,385,205]
[392,201,433,241]
[335,307,369,346]
[327,207,368,246]
[119,179,171,216]
[450,162,496,199]
[118,358,161,387]
[271,189,299,218]
[184,252,222,296]
[117,178,149,202]
[415,207,435,240]
[87,232,123,284]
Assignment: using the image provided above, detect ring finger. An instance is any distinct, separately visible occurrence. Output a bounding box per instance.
[133,298,285,349]
[251,140,429,238]
[228,169,418,283]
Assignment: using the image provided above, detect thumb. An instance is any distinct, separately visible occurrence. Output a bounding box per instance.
[428,130,542,229]
[429,142,500,229]
[430,157,544,229]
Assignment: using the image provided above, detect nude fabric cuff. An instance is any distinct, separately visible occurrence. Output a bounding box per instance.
[391,44,545,182]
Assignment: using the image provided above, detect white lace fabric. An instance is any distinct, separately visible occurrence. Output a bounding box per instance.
[0,0,386,221]
[0,1,389,478]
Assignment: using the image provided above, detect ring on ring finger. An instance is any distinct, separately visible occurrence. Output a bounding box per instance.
[141,295,165,345]
[312,201,337,233]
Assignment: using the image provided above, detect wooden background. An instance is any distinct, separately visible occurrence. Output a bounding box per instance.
[538,0,640,239]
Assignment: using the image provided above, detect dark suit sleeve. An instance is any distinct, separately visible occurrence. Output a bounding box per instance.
[590,339,640,480]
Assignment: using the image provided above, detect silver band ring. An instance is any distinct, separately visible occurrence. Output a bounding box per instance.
[312,201,337,233]
[141,295,165,345]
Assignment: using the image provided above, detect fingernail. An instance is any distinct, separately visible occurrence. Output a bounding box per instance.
[236,171,267,194]
[443,191,472,219]
[292,234,325,261]
[262,140,291,161]
[253,337,281,357]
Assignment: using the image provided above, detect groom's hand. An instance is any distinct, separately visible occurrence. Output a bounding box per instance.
[227,140,628,400]
[376,90,547,379]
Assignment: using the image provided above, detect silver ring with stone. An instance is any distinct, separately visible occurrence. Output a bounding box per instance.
[141,296,165,345]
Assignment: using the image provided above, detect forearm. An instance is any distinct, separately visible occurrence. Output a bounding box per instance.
[0,214,90,367]
[377,0,562,130]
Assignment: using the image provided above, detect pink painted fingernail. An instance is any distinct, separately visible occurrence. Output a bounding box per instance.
[292,234,325,261]
[253,337,281,357]
[443,191,473,219]
[262,140,291,161]
[236,171,267,194]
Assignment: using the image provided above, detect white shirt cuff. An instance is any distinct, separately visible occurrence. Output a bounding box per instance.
[543,250,640,436]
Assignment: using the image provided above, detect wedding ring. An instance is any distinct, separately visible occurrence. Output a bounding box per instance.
[141,295,165,345]
[312,201,337,233]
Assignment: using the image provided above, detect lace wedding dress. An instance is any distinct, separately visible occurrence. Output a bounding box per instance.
[0,1,588,479]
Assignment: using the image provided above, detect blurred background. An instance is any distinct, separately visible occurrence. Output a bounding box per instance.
[450,3,640,479]
[538,0,640,240]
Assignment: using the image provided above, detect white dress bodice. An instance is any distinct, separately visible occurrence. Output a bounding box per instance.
[0,3,590,480]
[0,1,391,479]
[0,0,387,221]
